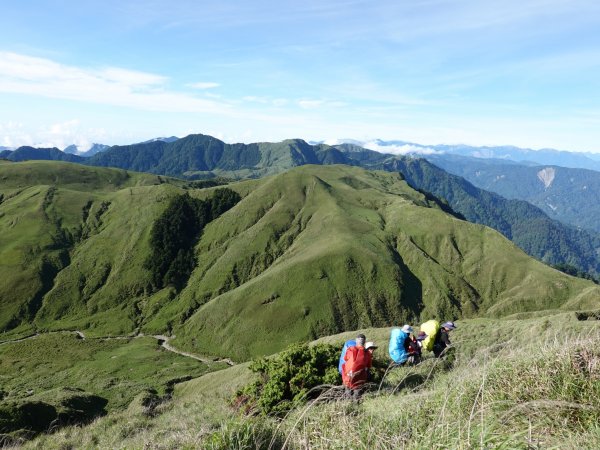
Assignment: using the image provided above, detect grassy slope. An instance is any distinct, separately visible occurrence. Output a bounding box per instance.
[0,162,598,359]
[1,162,599,361]
[170,165,600,360]
[0,161,175,338]
[25,314,600,449]
[0,333,221,411]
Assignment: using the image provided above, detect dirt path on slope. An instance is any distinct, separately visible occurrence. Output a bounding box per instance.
[0,330,235,366]
[151,334,235,366]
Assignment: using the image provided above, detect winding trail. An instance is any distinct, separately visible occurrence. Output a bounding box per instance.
[0,330,235,366]
[151,334,235,366]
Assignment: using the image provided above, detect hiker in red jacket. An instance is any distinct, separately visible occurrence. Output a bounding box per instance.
[342,341,378,400]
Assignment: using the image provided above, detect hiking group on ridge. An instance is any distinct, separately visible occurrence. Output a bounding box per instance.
[339,320,457,399]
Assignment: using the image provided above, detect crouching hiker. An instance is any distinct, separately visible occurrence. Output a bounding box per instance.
[433,321,456,358]
[406,331,427,365]
[342,341,378,400]
[388,324,413,366]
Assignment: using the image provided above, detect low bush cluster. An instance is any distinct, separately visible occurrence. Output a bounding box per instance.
[233,344,341,416]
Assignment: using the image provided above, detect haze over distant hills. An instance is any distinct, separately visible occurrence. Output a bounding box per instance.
[63,143,110,157]
[424,154,600,233]
[325,139,600,171]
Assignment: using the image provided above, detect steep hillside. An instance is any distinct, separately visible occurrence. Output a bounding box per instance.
[376,157,600,275]
[2,161,597,361]
[425,154,600,233]
[26,315,600,449]
[86,135,600,274]
[0,162,177,336]
[7,135,600,276]
[322,145,600,275]
[170,165,600,359]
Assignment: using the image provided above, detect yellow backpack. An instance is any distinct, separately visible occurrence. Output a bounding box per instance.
[420,320,440,352]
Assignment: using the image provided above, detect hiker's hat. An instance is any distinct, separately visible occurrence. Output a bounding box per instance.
[442,321,457,330]
[416,331,427,341]
[401,324,413,334]
[365,341,378,350]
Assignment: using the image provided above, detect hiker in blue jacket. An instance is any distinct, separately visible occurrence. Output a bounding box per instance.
[388,325,413,365]
[338,333,366,374]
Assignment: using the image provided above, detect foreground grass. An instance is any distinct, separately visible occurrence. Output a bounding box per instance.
[21,314,600,449]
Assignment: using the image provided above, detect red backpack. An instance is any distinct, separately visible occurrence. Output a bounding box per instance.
[342,346,372,389]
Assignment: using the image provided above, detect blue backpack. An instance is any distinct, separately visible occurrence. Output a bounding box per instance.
[388,328,409,364]
[338,339,356,374]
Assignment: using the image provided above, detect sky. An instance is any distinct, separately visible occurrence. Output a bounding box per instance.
[1,0,600,152]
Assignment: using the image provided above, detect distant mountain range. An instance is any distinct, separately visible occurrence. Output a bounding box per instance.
[2,134,600,276]
[1,146,84,163]
[137,136,179,145]
[423,154,600,233]
[355,139,600,171]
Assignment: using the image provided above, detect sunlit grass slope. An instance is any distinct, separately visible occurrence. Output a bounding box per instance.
[26,314,600,449]
[171,165,600,359]
[0,333,220,411]
[1,161,598,361]
[0,162,175,337]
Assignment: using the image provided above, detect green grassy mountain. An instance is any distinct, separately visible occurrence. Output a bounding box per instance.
[2,147,85,163]
[86,135,600,275]
[7,135,600,275]
[1,161,598,361]
[376,156,600,276]
[0,161,177,337]
[86,134,335,179]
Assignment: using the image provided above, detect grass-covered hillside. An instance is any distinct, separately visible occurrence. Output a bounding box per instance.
[8,134,600,276]
[25,314,600,449]
[1,161,599,361]
[0,161,177,338]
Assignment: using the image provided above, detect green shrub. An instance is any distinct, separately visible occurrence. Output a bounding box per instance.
[234,344,341,416]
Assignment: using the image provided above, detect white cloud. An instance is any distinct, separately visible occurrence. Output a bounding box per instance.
[49,119,80,135]
[187,81,220,89]
[298,99,324,109]
[0,52,232,114]
[0,121,32,148]
[323,137,440,155]
[0,118,113,151]
[363,141,440,155]
[101,68,167,87]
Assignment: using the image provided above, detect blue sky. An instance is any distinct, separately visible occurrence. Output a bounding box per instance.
[1,0,599,152]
